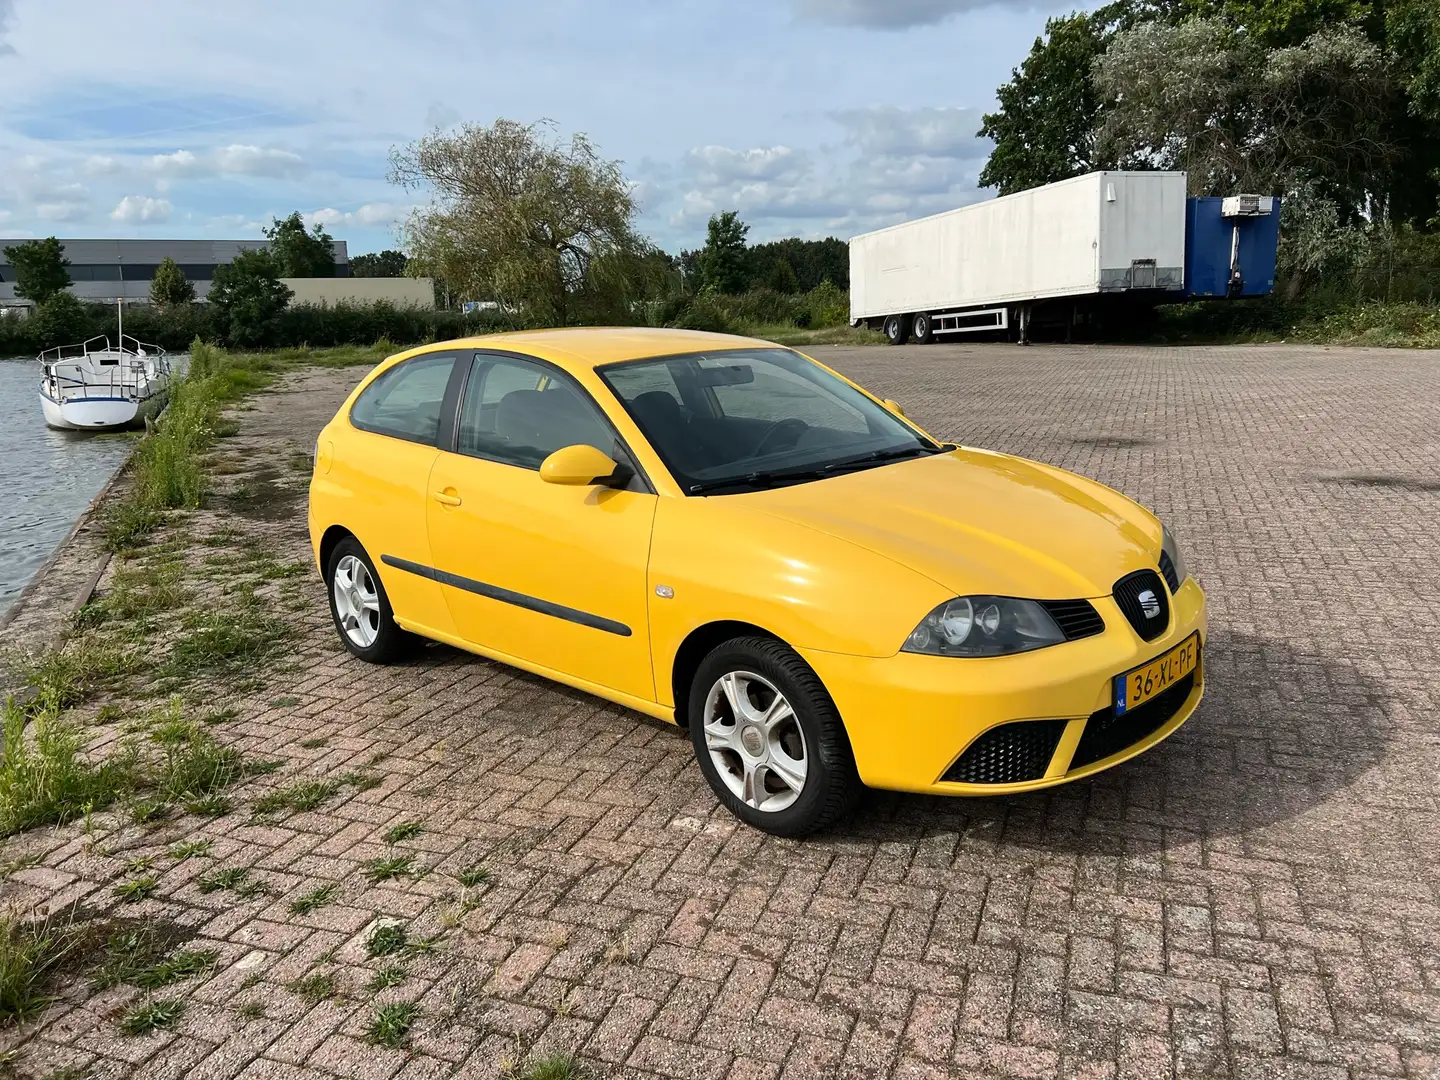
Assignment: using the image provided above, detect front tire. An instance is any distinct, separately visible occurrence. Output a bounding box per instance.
[883,314,910,346]
[326,537,419,663]
[687,636,861,836]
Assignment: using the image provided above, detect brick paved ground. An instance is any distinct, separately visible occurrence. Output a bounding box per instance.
[4,343,1439,1080]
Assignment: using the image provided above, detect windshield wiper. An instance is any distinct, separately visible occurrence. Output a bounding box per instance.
[822,444,943,474]
[687,466,832,495]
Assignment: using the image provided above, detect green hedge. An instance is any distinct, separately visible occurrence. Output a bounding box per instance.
[0,301,517,356]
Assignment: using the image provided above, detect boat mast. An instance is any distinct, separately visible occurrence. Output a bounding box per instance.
[117,257,124,345]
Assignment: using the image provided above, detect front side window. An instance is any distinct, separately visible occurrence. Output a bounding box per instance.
[457,354,618,470]
[600,348,940,494]
[349,353,455,445]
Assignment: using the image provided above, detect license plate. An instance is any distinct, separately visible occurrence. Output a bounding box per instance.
[1115,632,1199,715]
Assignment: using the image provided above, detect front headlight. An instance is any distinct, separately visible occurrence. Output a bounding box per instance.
[1161,526,1189,587]
[902,596,1065,657]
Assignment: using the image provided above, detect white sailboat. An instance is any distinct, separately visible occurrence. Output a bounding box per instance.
[38,298,172,431]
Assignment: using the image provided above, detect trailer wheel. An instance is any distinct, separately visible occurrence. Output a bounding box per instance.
[912,312,934,344]
[883,314,910,346]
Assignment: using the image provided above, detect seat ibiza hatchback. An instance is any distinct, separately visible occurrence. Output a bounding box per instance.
[309,328,1205,835]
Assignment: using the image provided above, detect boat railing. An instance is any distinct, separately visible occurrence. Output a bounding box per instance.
[39,336,172,402]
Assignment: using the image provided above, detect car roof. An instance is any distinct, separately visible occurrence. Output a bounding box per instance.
[396,326,783,373]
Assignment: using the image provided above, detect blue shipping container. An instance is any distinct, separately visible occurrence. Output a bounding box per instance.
[1184,196,1281,298]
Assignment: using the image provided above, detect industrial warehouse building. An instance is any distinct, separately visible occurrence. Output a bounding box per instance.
[0,237,351,309]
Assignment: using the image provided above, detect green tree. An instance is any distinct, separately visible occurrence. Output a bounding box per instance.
[3,237,72,305]
[32,291,88,348]
[263,212,336,277]
[1093,18,1392,201]
[978,11,1117,194]
[698,211,750,294]
[390,119,651,325]
[207,250,293,346]
[350,250,409,277]
[149,257,196,307]
[766,257,800,294]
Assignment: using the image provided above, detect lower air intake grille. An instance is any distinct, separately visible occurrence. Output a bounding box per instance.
[1113,569,1170,641]
[1070,671,1195,770]
[942,719,1067,784]
[1039,599,1105,640]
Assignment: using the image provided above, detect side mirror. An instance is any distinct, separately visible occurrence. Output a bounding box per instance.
[540,444,621,486]
[883,398,906,417]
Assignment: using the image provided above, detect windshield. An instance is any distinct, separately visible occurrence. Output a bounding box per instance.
[598,348,941,494]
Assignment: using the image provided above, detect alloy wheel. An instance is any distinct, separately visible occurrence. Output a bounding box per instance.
[701,670,808,812]
[333,554,380,649]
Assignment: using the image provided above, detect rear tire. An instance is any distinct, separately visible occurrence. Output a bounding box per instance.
[912,311,935,344]
[883,314,910,346]
[326,537,420,664]
[687,636,862,837]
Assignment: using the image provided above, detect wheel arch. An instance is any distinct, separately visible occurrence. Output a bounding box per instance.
[670,619,783,727]
[318,524,356,574]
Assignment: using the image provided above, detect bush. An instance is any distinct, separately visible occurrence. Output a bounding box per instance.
[31,292,89,349]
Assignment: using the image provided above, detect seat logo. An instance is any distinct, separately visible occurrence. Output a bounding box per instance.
[1137,589,1161,619]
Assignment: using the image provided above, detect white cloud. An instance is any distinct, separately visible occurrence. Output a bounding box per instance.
[83,154,121,175]
[214,144,306,178]
[683,146,808,185]
[791,0,1047,28]
[305,202,407,230]
[148,145,306,182]
[833,106,988,160]
[111,194,172,224]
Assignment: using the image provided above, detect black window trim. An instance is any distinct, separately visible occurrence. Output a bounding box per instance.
[446,347,655,495]
[347,351,465,448]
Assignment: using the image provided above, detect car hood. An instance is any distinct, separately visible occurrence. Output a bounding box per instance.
[744,448,1160,599]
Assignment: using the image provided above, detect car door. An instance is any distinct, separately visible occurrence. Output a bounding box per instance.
[337,350,462,637]
[423,351,658,702]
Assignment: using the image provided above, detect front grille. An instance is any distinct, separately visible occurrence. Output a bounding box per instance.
[1112,569,1170,641]
[1070,671,1195,770]
[1039,599,1105,641]
[942,719,1067,784]
[1158,550,1180,593]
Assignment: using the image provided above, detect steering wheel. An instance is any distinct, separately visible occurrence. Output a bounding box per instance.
[751,418,809,457]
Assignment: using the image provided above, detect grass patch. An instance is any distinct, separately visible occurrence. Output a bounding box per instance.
[366,964,407,991]
[338,770,382,792]
[0,912,90,1024]
[510,1053,585,1080]
[297,737,327,749]
[168,838,213,861]
[289,883,339,915]
[0,700,138,838]
[195,865,269,898]
[253,778,340,817]
[165,605,291,682]
[134,947,218,989]
[383,820,423,844]
[365,1000,419,1048]
[288,971,337,1003]
[114,876,158,904]
[456,865,490,888]
[364,854,416,882]
[270,696,300,708]
[236,998,267,1020]
[0,854,39,880]
[118,996,186,1036]
[365,923,407,957]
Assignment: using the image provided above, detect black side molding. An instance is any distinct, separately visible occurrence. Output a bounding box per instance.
[381,555,632,638]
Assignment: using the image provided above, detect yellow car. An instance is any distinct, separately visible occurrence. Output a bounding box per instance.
[309,328,1205,835]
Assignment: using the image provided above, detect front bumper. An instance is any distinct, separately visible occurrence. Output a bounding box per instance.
[800,578,1207,795]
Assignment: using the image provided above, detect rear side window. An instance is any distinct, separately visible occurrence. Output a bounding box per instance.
[349,354,455,445]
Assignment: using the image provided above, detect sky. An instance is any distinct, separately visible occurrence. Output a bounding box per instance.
[0,0,1080,256]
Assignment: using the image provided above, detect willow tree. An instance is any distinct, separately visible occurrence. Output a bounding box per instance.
[388,119,652,325]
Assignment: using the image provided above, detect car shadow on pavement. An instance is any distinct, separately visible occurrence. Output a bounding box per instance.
[850,628,1396,855]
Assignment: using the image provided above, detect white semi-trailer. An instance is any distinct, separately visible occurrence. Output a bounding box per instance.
[849,171,1190,344]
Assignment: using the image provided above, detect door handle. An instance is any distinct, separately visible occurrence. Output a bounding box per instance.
[433,490,462,507]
